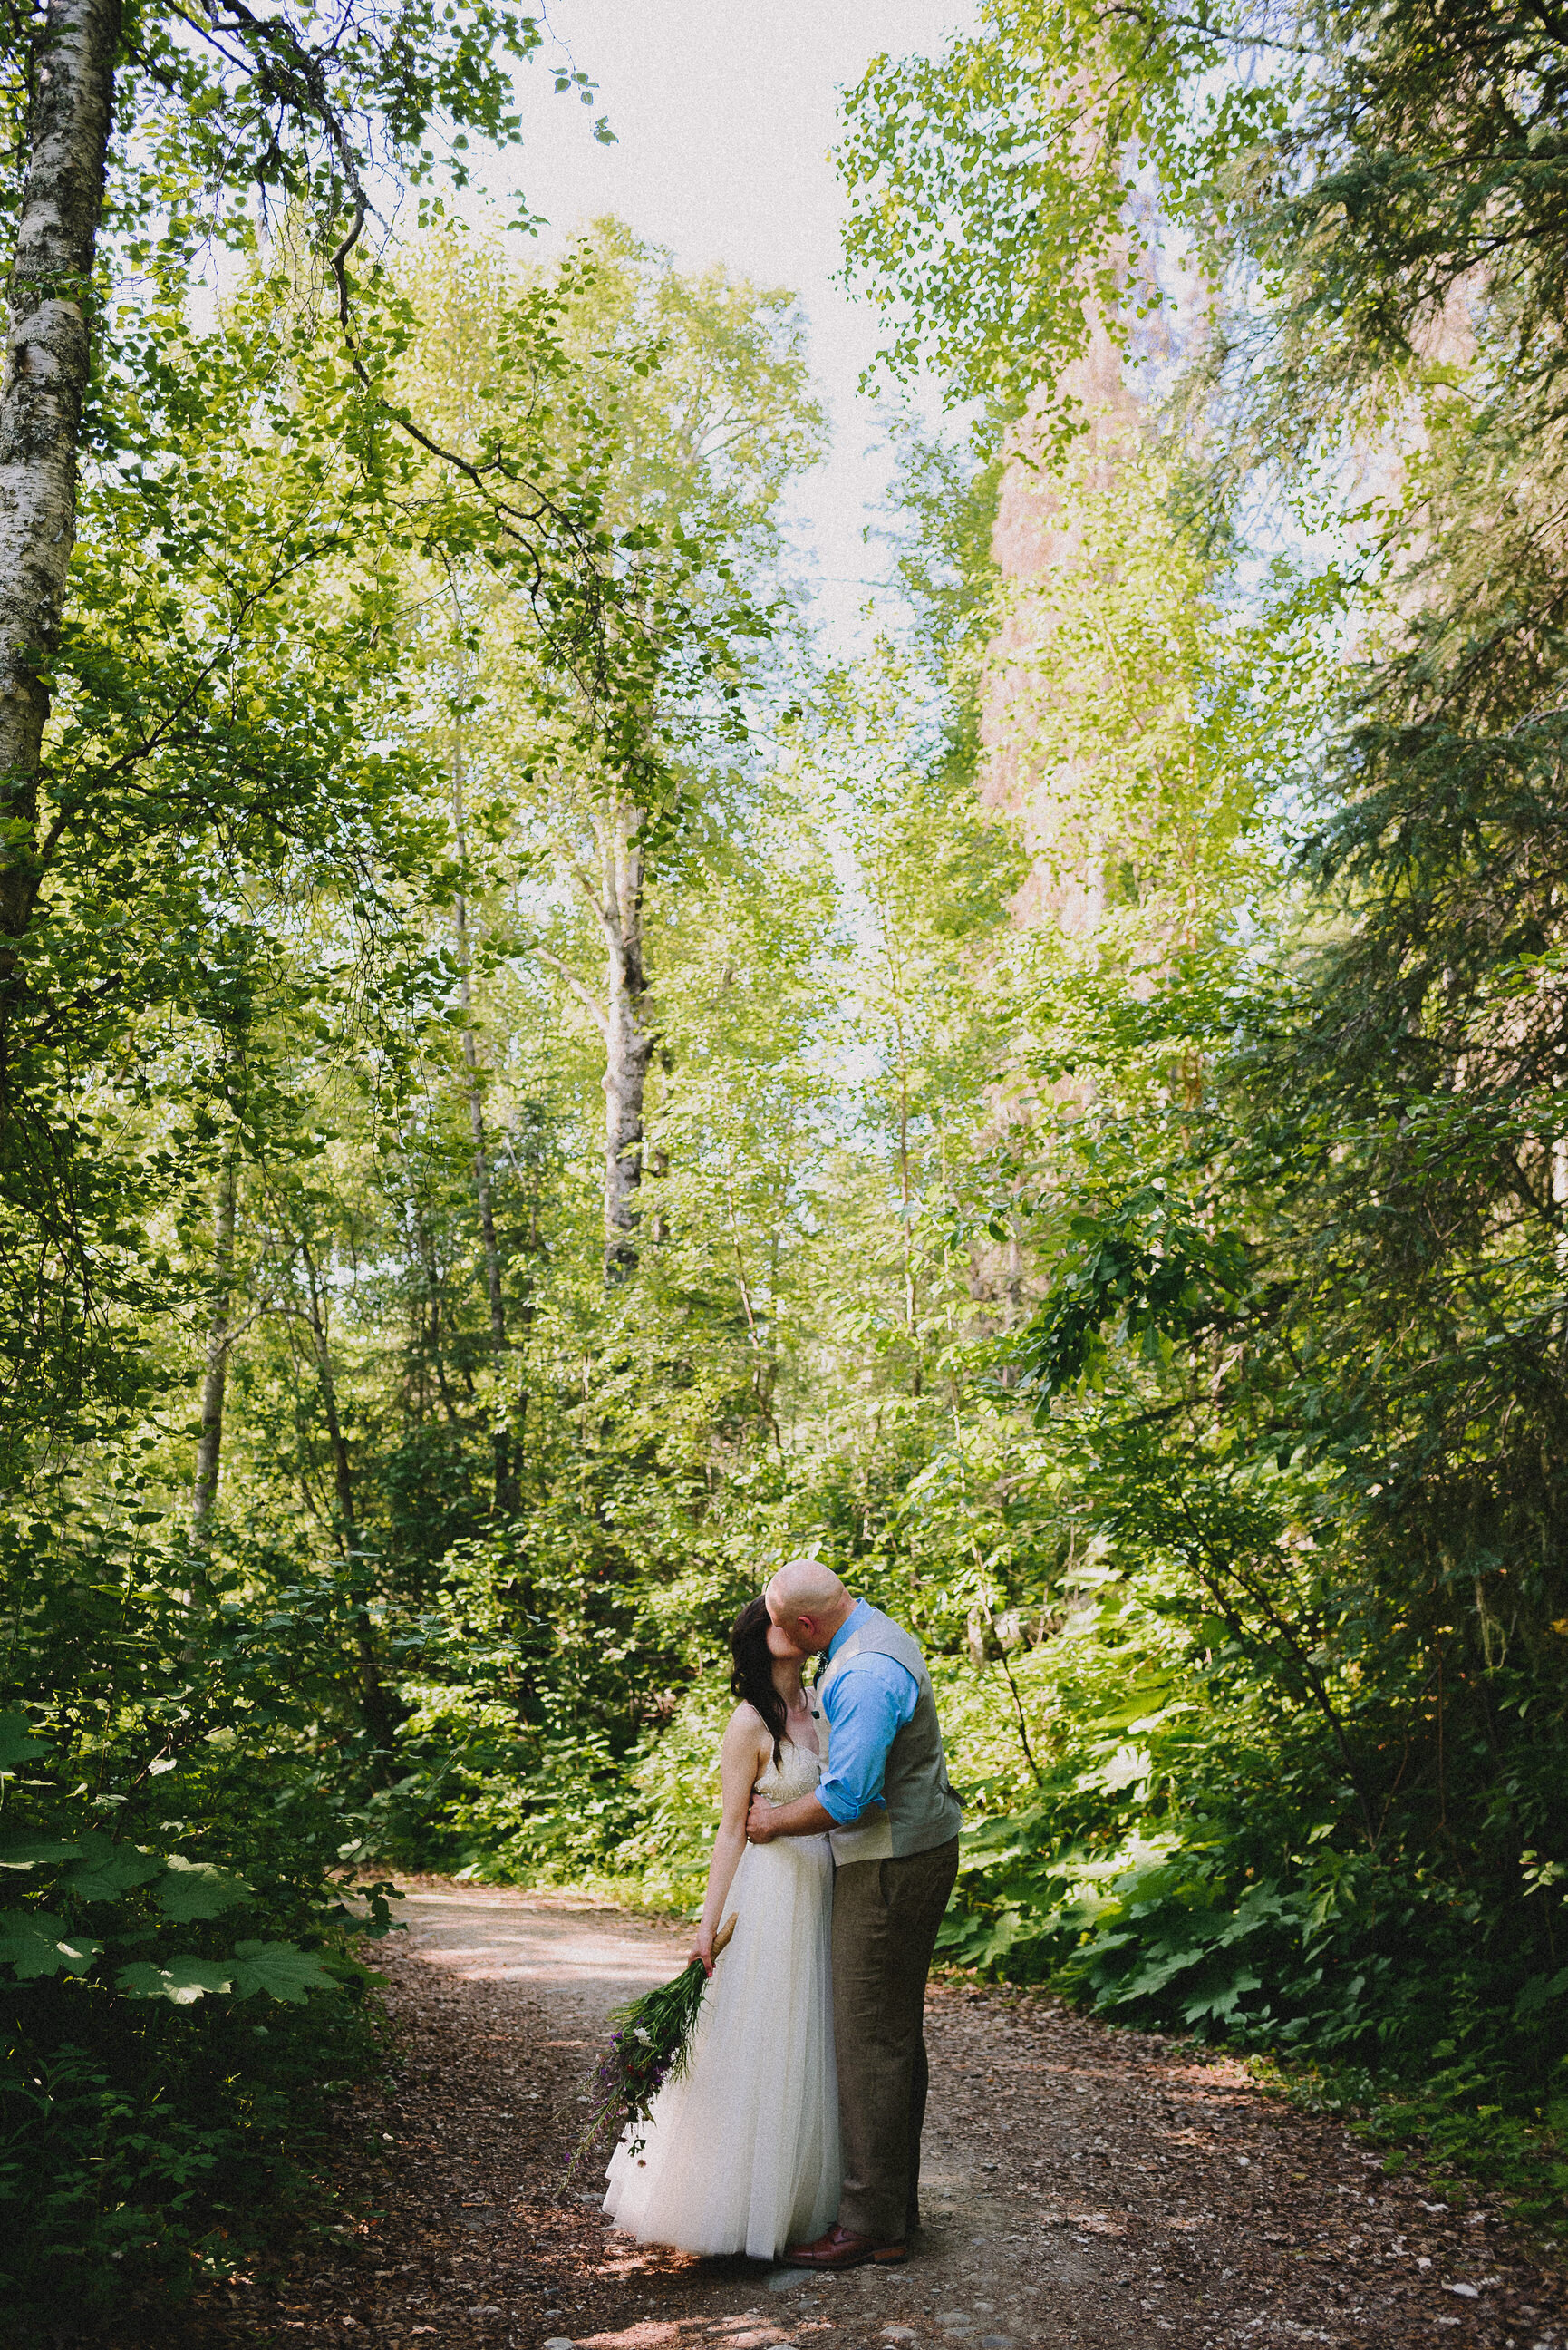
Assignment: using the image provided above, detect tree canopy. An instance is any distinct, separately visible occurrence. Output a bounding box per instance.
[4,0,1568,2318]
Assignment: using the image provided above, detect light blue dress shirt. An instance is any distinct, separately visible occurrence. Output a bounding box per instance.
[814,1598,918,1826]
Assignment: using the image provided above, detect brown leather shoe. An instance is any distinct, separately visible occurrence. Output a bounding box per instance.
[785,2224,908,2268]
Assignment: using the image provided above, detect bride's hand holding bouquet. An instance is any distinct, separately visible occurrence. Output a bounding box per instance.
[690,1918,717,1978]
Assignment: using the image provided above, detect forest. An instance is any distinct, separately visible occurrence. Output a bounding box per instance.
[2,0,1567,2322]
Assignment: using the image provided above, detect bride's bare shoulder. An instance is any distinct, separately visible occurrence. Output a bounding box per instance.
[722,1700,770,1753]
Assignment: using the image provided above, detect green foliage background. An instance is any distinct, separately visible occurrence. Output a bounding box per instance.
[7,0,1568,2324]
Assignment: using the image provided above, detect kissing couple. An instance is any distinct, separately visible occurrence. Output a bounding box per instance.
[604,1558,963,2266]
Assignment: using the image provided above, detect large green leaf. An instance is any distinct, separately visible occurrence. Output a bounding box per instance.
[228,1939,337,2003]
[0,1908,101,1979]
[1102,1941,1208,2003]
[0,1710,51,1772]
[116,1957,237,2005]
[0,1838,84,1870]
[62,1833,164,1903]
[156,1855,254,1922]
[1181,1966,1263,2026]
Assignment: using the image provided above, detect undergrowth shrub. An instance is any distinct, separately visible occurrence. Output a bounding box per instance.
[1,1985,383,2324]
[932,1577,1568,2229]
[0,1519,401,2329]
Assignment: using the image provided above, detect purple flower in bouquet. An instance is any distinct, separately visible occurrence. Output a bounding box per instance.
[566,1915,736,2176]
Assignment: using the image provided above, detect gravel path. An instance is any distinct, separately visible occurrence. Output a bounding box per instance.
[186,1882,1567,2350]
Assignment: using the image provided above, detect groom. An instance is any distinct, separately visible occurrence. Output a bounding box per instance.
[747,1559,962,2269]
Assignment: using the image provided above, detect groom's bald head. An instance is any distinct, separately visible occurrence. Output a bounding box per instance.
[765,1556,854,1654]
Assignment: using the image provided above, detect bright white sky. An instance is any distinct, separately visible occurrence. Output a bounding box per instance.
[464,0,976,646]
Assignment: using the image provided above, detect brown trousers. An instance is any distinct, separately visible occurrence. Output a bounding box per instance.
[831,1836,960,2242]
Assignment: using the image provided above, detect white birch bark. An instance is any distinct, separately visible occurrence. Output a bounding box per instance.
[450,724,519,1510]
[597,798,653,1283]
[0,0,121,1005]
[456,895,519,1511]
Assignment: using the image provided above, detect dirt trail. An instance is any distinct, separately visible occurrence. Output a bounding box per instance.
[195,1882,1566,2350]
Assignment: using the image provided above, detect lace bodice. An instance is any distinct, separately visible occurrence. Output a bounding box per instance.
[755,1737,822,1808]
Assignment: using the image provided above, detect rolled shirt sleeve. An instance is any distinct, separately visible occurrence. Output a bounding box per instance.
[816,1652,919,1825]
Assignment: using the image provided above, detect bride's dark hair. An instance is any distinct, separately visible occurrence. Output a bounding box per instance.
[730,1596,788,1763]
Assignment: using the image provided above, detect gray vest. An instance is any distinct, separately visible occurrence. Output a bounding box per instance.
[814,1604,963,1865]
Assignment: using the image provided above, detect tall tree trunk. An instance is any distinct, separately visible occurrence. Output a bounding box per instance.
[299,1238,392,1753]
[0,0,121,1099]
[416,1214,463,1428]
[190,1140,238,1529]
[894,1007,922,1395]
[501,1098,549,1474]
[597,798,653,1283]
[450,728,518,1512]
[458,902,518,1511]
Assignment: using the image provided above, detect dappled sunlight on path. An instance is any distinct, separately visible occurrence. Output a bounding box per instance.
[171,1882,1567,2350]
[401,1884,690,2001]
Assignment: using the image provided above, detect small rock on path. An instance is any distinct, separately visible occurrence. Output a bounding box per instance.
[178,1880,1567,2350]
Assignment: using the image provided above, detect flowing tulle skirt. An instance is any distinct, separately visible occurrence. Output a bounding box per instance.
[604,1831,841,2258]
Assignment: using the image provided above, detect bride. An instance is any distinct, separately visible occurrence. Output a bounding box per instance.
[603,1595,841,2257]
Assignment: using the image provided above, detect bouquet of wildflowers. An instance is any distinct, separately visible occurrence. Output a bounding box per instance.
[568,1914,736,2174]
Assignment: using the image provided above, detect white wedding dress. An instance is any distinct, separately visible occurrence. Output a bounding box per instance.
[603,1737,841,2258]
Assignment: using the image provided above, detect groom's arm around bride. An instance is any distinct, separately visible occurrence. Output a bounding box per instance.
[747,1559,962,2269]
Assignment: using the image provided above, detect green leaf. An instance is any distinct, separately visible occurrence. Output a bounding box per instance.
[116,1957,236,2005]
[1181,1967,1263,2025]
[1513,1966,1568,2023]
[62,1833,164,1903]
[156,1855,254,1921]
[0,1710,51,1772]
[318,1952,389,1996]
[0,1838,85,1871]
[1104,1943,1208,2003]
[0,1908,102,1979]
[228,1938,337,2003]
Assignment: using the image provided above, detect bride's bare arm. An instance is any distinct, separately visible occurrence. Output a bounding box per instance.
[692,1706,768,1976]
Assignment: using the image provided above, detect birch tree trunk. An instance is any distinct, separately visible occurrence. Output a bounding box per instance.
[298,1238,393,1752]
[450,728,519,1512]
[545,801,656,1285]
[597,798,653,1284]
[191,1141,238,1529]
[0,0,121,1086]
[456,890,520,1513]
